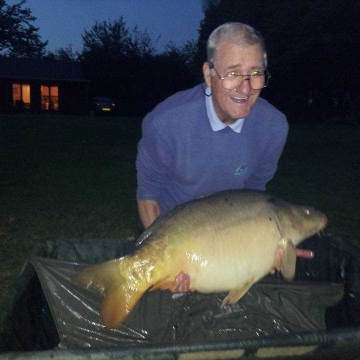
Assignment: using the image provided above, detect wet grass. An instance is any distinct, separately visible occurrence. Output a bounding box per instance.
[0,116,359,294]
[0,115,142,293]
[267,123,360,243]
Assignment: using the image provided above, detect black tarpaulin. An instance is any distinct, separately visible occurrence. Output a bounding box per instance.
[1,234,360,359]
[31,254,343,349]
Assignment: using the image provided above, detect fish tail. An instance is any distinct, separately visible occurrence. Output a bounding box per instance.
[73,257,125,294]
[101,282,149,331]
[73,256,153,330]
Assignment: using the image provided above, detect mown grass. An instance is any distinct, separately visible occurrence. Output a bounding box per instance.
[0,116,359,295]
[0,115,142,294]
[267,123,360,242]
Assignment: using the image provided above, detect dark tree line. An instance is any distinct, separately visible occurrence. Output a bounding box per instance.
[83,0,358,120]
[1,0,359,121]
[79,18,198,116]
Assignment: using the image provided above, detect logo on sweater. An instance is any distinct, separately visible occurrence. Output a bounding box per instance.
[234,165,247,176]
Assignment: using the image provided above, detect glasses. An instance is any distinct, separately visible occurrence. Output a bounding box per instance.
[209,62,271,90]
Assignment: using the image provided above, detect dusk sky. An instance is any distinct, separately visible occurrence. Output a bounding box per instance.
[8,0,205,53]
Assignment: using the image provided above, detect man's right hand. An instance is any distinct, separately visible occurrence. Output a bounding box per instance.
[160,272,194,293]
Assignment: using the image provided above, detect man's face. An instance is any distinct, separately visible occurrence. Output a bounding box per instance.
[203,42,264,125]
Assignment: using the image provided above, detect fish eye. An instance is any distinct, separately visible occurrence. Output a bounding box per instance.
[303,208,311,215]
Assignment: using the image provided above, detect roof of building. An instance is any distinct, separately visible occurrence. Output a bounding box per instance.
[0,57,88,82]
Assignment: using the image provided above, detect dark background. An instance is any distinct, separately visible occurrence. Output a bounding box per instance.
[1,0,359,123]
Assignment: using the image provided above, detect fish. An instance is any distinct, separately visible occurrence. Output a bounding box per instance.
[72,190,328,331]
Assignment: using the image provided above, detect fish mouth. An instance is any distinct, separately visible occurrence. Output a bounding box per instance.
[322,214,329,228]
[317,215,329,236]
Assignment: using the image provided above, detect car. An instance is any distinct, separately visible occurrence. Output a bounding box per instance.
[91,97,117,115]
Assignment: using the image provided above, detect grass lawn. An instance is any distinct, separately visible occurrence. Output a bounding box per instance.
[0,115,359,295]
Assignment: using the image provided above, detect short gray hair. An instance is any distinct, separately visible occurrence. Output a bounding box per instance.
[207,22,268,68]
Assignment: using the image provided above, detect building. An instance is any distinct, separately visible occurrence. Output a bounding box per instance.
[0,57,90,115]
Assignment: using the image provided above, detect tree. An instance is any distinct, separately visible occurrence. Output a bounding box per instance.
[197,0,360,122]
[80,17,160,115]
[146,41,199,106]
[0,0,47,57]
[46,44,79,61]
[80,17,201,116]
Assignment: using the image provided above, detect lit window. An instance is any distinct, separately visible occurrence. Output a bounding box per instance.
[12,84,31,109]
[41,85,59,110]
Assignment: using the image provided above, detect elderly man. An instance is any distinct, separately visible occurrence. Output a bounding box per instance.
[136,23,312,292]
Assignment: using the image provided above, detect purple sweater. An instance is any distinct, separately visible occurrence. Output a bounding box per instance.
[136,84,288,212]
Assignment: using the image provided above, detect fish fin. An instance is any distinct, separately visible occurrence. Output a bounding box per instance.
[221,280,254,308]
[72,258,124,295]
[280,240,297,281]
[102,283,150,331]
[73,258,151,330]
[150,277,172,291]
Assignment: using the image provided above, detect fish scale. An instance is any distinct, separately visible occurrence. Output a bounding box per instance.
[73,189,328,331]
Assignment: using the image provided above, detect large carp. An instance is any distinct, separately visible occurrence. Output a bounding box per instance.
[73,190,327,331]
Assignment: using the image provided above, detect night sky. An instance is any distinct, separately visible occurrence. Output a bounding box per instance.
[7,0,204,53]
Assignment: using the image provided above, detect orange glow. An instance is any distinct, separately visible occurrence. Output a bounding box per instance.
[41,85,59,110]
[12,83,31,108]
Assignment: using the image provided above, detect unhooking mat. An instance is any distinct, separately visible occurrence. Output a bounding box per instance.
[30,236,345,349]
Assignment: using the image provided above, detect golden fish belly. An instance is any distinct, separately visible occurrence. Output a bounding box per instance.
[167,217,282,293]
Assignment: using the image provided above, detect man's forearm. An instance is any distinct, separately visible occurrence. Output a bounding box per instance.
[137,199,161,229]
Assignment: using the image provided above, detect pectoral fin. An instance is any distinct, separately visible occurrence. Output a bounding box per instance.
[221,279,254,308]
[280,240,297,281]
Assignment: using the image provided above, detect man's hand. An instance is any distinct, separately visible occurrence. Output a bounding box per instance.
[296,249,314,259]
[271,248,314,274]
[160,272,195,293]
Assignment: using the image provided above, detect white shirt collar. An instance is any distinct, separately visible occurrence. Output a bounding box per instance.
[205,86,245,133]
